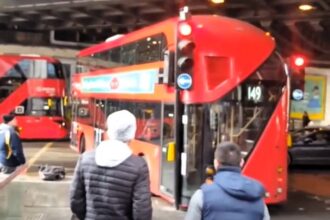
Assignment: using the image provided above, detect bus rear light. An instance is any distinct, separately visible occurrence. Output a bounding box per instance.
[265,192,270,198]
[178,22,192,36]
[277,177,283,183]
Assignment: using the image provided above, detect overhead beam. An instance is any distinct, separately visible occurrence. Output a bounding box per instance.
[239,10,330,21]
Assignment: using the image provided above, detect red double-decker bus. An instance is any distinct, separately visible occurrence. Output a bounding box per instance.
[0,54,68,140]
[70,15,289,206]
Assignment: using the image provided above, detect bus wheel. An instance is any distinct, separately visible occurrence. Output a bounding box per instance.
[79,135,86,154]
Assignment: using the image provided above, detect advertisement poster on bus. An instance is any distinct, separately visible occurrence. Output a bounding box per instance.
[290,75,326,120]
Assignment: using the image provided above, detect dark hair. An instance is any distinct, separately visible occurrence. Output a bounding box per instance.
[214,142,242,167]
[3,114,15,124]
[313,86,319,91]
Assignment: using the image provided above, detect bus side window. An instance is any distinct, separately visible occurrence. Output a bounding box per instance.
[163,105,174,140]
[109,47,121,67]
[47,63,57,78]
[121,43,136,65]
[136,35,163,64]
[18,60,32,78]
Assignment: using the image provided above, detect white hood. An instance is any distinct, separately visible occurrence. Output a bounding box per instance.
[95,140,132,167]
[106,110,136,142]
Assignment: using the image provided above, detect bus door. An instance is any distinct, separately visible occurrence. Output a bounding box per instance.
[94,99,106,147]
[160,104,175,196]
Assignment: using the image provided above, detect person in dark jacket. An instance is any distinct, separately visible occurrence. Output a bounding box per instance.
[302,111,310,127]
[0,114,26,174]
[185,142,270,220]
[70,110,152,220]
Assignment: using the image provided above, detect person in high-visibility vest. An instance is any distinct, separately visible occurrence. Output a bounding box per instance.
[0,114,26,174]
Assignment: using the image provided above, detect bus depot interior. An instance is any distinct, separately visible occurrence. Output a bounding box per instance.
[1,0,330,219]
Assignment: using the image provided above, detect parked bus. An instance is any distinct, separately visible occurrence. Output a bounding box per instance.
[70,15,289,206]
[0,54,68,140]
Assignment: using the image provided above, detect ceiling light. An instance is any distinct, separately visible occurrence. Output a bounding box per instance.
[299,4,314,11]
[210,0,225,4]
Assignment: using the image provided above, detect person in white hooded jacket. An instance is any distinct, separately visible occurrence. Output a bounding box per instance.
[70,110,152,220]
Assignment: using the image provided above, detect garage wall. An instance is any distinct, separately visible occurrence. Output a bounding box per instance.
[0,44,78,59]
[305,67,330,126]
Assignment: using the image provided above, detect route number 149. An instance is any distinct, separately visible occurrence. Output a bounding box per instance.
[247,85,262,102]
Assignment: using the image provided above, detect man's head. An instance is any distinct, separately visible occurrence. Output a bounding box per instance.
[106,110,136,143]
[3,114,17,127]
[214,142,242,170]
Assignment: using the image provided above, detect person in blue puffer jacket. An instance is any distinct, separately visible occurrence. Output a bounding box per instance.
[0,114,26,174]
[185,142,270,220]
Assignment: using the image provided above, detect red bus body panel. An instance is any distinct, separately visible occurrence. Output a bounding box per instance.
[17,116,68,140]
[183,16,274,104]
[243,90,289,204]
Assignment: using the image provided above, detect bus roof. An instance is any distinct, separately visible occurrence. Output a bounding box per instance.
[78,17,178,57]
[78,15,273,58]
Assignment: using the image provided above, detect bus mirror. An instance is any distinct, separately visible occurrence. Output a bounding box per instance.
[163,50,175,85]
[166,142,175,162]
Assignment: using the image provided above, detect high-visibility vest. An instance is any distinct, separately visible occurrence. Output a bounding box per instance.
[4,130,12,159]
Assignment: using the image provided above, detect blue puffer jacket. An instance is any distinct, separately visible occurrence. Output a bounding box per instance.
[0,124,26,167]
[201,166,265,220]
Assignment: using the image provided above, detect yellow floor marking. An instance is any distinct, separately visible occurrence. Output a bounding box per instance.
[27,142,54,169]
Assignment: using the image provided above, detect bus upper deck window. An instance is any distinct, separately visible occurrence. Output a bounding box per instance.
[47,63,56,78]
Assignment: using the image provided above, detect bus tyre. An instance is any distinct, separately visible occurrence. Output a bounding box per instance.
[79,135,86,154]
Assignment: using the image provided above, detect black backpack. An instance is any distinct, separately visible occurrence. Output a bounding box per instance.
[38,165,66,181]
